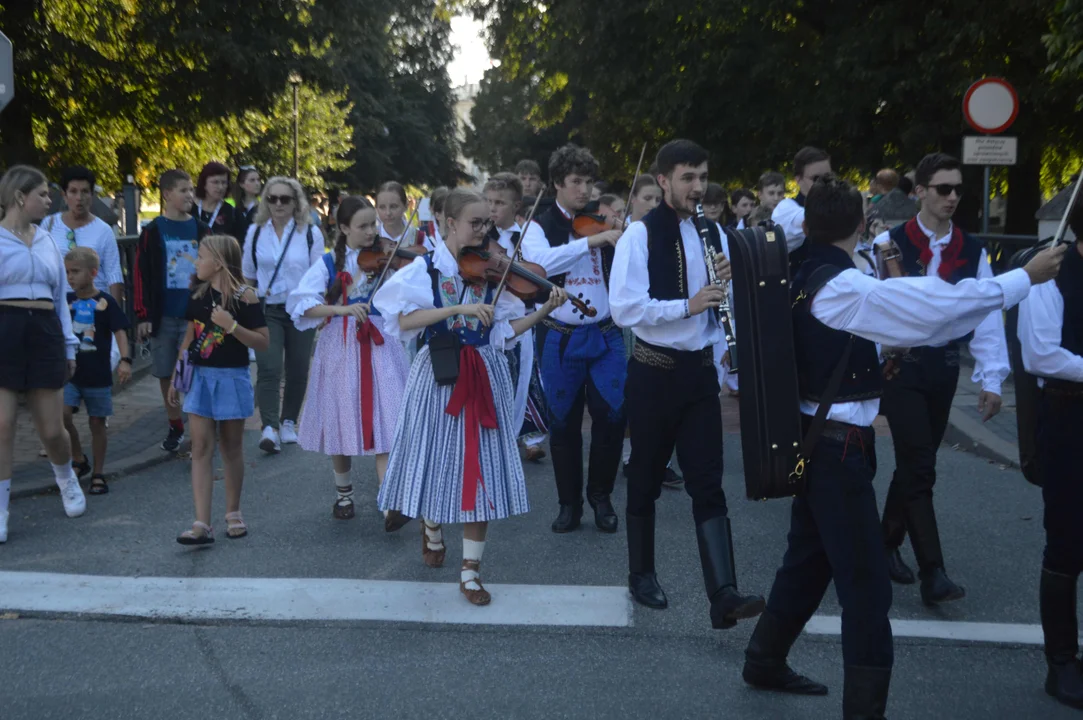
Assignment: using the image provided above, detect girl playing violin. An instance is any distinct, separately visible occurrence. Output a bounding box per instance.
[286,197,412,528]
[373,188,568,606]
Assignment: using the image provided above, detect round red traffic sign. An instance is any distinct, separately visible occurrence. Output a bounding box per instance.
[963,78,1019,134]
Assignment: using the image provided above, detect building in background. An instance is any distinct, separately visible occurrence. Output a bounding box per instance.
[454,83,487,188]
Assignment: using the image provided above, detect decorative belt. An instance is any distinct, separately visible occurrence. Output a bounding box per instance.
[542,317,616,335]
[817,419,875,444]
[1044,379,1083,398]
[632,340,713,371]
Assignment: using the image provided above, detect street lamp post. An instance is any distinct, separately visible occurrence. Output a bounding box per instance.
[289,72,302,180]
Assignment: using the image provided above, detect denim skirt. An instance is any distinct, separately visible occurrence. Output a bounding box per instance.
[183,365,254,421]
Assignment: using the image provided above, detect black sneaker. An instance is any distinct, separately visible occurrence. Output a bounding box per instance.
[662,464,684,489]
[73,455,92,479]
[161,425,185,453]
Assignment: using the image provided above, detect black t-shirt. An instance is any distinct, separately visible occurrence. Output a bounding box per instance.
[184,287,266,368]
[68,291,130,388]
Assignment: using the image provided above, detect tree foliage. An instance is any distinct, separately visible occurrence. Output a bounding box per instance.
[470,0,1083,231]
[0,0,460,191]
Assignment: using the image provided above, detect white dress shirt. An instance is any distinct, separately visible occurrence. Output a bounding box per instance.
[800,265,1032,426]
[0,226,79,359]
[242,219,324,305]
[609,216,726,352]
[772,197,806,252]
[495,223,522,256]
[287,246,381,332]
[372,241,525,350]
[521,202,609,325]
[44,213,123,293]
[1017,279,1083,385]
[872,218,1011,395]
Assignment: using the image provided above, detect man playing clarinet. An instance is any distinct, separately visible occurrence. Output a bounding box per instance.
[610,138,765,629]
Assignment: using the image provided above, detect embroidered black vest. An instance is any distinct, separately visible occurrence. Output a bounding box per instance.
[1055,244,1083,359]
[791,243,882,403]
[532,201,614,288]
[641,201,723,300]
[887,220,984,346]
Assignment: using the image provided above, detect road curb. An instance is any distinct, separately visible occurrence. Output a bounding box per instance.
[11,444,184,501]
[943,407,1019,468]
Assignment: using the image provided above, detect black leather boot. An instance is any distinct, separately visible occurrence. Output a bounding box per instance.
[885,548,916,585]
[695,516,765,629]
[842,665,891,720]
[588,493,618,533]
[627,512,667,609]
[1041,568,1083,709]
[908,497,964,605]
[549,441,583,533]
[742,611,828,695]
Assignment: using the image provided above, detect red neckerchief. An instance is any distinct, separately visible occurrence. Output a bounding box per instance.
[445,346,497,512]
[903,218,966,280]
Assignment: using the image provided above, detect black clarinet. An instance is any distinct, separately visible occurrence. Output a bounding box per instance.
[692,203,738,372]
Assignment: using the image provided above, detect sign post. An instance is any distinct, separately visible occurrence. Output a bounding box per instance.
[0,32,13,116]
[962,77,1019,234]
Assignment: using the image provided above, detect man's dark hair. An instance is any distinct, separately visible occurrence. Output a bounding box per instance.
[654,139,709,177]
[914,153,962,188]
[60,166,95,192]
[159,169,191,193]
[548,145,599,187]
[897,175,914,195]
[703,183,726,205]
[514,159,542,177]
[793,146,830,177]
[1069,176,1083,241]
[757,171,785,191]
[805,175,864,244]
[730,188,755,206]
[483,172,523,201]
[593,180,609,193]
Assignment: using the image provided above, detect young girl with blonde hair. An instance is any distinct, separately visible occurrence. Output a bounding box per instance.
[170,235,269,545]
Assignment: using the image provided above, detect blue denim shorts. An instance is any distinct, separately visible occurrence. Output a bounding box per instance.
[64,383,114,417]
[182,365,254,421]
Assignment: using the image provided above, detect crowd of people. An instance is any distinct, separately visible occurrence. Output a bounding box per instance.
[0,136,1079,720]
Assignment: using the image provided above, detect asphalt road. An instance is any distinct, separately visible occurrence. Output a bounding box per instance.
[0,431,1073,720]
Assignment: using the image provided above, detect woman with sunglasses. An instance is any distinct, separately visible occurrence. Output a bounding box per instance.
[0,165,86,543]
[195,162,237,239]
[42,166,124,304]
[373,188,568,606]
[241,177,324,454]
[232,166,262,241]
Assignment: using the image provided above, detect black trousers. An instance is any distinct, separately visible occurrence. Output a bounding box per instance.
[880,347,960,570]
[765,423,894,668]
[624,352,728,524]
[1039,392,1083,576]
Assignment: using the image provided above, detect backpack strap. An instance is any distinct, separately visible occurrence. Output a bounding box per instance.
[307,225,315,252]
[250,226,262,270]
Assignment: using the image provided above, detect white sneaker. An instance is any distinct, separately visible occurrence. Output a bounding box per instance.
[0,510,8,543]
[259,426,281,454]
[57,475,87,518]
[280,420,299,445]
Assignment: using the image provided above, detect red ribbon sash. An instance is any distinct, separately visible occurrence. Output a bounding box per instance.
[444,345,498,511]
[903,218,966,281]
[357,319,384,451]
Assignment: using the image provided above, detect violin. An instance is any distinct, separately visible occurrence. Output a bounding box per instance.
[457,244,597,318]
[571,211,621,238]
[357,236,428,273]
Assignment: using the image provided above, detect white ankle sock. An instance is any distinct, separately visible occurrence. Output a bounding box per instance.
[461,538,486,587]
[0,479,10,514]
[423,519,443,551]
[51,461,74,482]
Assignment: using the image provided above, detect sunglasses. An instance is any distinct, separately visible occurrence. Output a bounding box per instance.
[267,194,295,205]
[239,165,256,171]
[66,229,76,251]
[930,184,964,198]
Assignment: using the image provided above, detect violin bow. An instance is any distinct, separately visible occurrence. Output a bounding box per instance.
[620,143,648,229]
[1053,170,1083,247]
[490,192,545,309]
[369,205,420,297]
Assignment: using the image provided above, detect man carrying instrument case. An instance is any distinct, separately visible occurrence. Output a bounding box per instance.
[730,176,1063,720]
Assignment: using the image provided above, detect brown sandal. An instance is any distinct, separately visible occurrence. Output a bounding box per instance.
[460,559,491,606]
[421,521,446,568]
[384,509,411,532]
